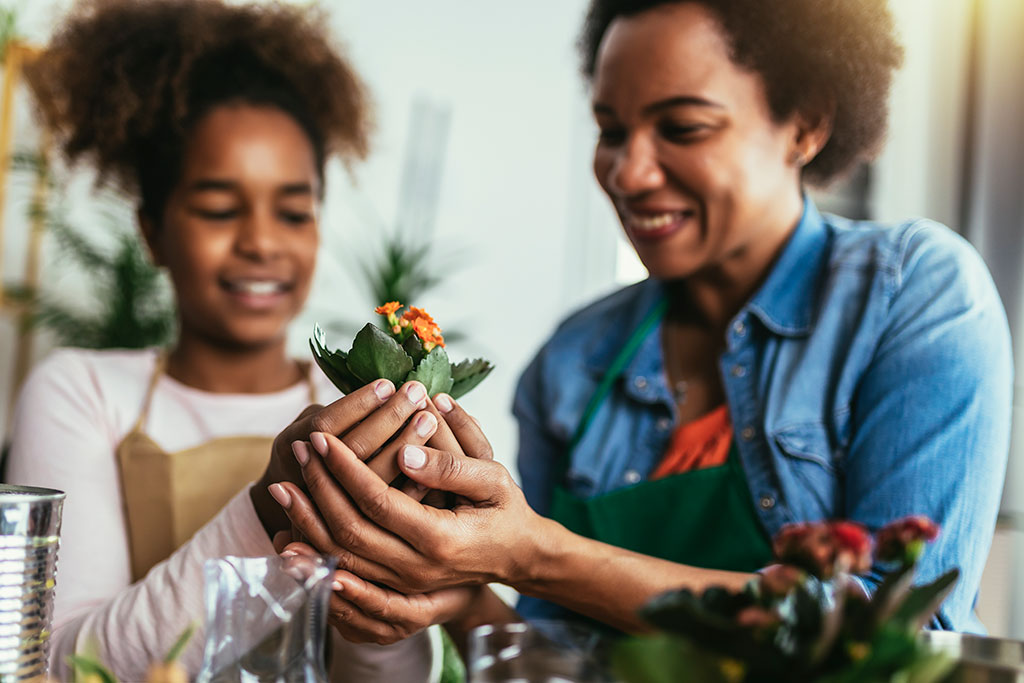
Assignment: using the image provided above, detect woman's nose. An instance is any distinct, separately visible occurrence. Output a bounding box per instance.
[607,135,664,197]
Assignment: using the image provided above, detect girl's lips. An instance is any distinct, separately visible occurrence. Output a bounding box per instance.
[623,210,695,242]
[220,278,293,311]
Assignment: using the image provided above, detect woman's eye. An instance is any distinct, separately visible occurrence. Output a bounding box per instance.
[660,123,705,143]
[597,128,626,145]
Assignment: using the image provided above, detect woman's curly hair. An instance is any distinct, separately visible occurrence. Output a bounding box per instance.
[578,0,904,184]
[26,0,372,220]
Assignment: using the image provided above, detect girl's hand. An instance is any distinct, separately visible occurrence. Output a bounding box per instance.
[280,541,483,645]
[252,379,437,538]
[271,395,551,593]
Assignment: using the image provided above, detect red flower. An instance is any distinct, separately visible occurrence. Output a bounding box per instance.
[375,301,402,316]
[828,521,873,574]
[772,520,873,579]
[876,516,940,563]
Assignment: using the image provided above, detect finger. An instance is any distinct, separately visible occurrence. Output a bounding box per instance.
[272,530,293,553]
[327,592,411,645]
[398,445,508,502]
[289,440,429,573]
[288,379,397,444]
[275,479,413,588]
[335,381,429,461]
[318,439,463,549]
[433,394,494,460]
[422,397,466,458]
[364,410,438,484]
[280,541,319,558]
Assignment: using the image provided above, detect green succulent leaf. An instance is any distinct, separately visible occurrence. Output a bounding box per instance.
[346,323,414,385]
[403,334,426,365]
[888,568,959,631]
[449,358,494,399]
[405,346,454,397]
[310,325,362,394]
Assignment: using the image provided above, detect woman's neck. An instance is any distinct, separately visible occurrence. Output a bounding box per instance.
[672,195,803,334]
[165,334,303,394]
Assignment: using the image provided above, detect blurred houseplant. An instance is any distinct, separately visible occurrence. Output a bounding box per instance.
[613,516,958,683]
[6,150,175,349]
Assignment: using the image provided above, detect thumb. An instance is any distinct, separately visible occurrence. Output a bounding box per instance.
[398,445,506,503]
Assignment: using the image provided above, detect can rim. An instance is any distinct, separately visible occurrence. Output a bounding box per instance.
[0,485,66,503]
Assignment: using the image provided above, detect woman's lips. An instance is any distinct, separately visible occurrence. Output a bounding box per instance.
[623,210,695,242]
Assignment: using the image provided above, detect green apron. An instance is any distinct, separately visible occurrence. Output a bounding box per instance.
[549,297,773,573]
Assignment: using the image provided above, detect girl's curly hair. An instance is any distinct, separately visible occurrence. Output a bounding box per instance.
[26,0,372,220]
[578,0,904,185]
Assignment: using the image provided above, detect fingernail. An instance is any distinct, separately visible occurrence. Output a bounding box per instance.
[435,394,454,414]
[332,579,344,592]
[374,379,396,401]
[414,412,437,438]
[281,549,297,558]
[269,483,292,509]
[310,432,328,456]
[406,382,427,407]
[403,445,427,469]
[292,440,310,466]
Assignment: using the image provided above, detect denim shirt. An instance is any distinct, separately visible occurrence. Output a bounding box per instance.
[513,201,1012,633]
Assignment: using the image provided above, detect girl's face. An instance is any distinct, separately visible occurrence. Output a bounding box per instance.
[144,104,320,350]
[591,2,819,281]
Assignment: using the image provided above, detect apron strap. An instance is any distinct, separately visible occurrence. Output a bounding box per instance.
[128,349,168,435]
[565,297,669,460]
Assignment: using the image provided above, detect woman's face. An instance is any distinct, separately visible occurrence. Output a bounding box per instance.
[591,2,811,281]
[145,104,320,350]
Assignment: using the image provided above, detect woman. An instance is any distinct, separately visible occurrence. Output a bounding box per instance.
[6,1,444,679]
[272,0,1011,642]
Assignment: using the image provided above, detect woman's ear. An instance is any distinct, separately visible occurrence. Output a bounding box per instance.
[789,97,835,168]
[137,207,164,268]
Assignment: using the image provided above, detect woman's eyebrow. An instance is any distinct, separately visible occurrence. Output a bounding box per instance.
[278,182,315,196]
[592,95,724,116]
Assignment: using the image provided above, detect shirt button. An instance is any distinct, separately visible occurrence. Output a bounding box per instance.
[656,417,672,431]
[759,495,776,510]
[633,376,648,391]
[730,365,747,378]
[741,426,756,441]
[733,320,747,337]
[624,470,642,484]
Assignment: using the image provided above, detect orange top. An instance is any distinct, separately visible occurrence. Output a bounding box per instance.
[652,405,733,479]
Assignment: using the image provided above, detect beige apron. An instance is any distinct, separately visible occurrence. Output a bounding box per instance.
[115,353,315,581]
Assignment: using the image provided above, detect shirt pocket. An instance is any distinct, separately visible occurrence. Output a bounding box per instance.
[771,422,840,519]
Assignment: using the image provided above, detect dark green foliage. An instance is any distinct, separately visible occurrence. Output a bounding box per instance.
[6,151,175,350]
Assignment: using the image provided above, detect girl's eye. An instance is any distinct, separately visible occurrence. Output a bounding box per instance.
[280,211,313,225]
[194,208,239,221]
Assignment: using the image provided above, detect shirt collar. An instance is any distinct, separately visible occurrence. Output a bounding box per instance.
[743,198,829,337]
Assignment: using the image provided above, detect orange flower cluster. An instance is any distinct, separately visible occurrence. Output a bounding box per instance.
[375,302,446,352]
[375,301,402,316]
[403,306,445,351]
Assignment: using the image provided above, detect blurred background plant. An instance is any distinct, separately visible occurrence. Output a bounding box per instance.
[5,150,176,350]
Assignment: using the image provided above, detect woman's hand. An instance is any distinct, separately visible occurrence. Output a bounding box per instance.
[251,379,443,539]
[279,541,484,645]
[271,395,553,593]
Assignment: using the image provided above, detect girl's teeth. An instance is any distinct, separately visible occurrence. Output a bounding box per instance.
[237,281,283,295]
[631,213,679,231]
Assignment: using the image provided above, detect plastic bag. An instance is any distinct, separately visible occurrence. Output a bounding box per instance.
[196,554,337,683]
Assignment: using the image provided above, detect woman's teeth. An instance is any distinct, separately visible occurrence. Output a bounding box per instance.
[630,212,681,232]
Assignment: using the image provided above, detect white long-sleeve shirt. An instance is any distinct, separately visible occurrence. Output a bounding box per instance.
[6,348,432,682]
